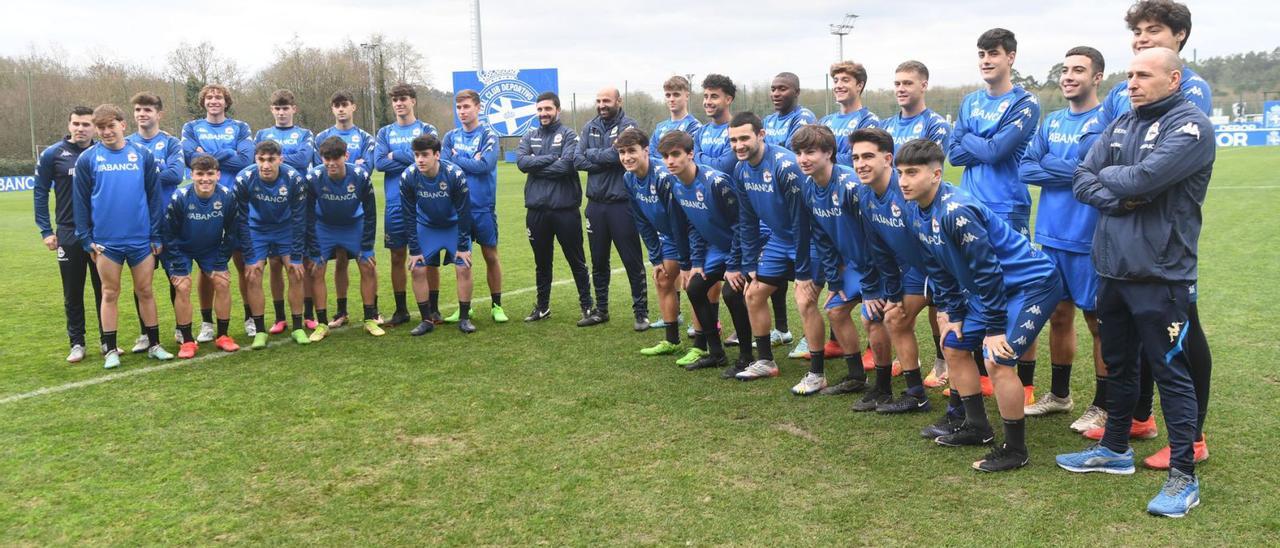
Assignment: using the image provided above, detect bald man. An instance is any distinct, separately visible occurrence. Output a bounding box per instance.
[1059,47,1214,518]
[574,87,647,329]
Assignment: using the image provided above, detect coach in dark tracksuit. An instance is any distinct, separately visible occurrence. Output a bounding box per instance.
[574,87,648,329]
[516,91,593,323]
[33,108,103,360]
[1073,49,1213,490]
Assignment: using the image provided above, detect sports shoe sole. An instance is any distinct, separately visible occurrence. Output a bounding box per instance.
[1056,462,1135,475]
[1149,498,1199,518]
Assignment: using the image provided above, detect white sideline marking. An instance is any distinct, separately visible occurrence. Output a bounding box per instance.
[1209,185,1280,190]
[0,268,623,406]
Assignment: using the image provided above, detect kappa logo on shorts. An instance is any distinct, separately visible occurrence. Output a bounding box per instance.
[1013,336,1027,345]
[1026,305,1042,315]
[1020,320,1035,330]
[526,227,533,240]
[1168,321,1184,343]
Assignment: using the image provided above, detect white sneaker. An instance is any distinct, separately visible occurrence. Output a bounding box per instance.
[787,338,810,359]
[770,329,793,346]
[736,359,779,381]
[1070,405,1107,433]
[244,319,258,337]
[196,322,216,343]
[174,328,184,345]
[791,372,826,395]
[66,344,86,363]
[130,334,150,353]
[1025,392,1075,416]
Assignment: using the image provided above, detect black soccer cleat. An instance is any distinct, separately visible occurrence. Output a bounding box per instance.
[409,320,435,336]
[458,319,477,334]
[973,444,1030,472]
[686,353,727,371]
[426,311,444,325]
[633,316,651,332]
[721,357,749,379]
[820,374,868,395]
[935,423,995,447]
[851,387,893,412]
[576,308,608,327]
[877,391,932,414]
[524,307,551,322]
[385,310,412,327]
[920,412,965,439]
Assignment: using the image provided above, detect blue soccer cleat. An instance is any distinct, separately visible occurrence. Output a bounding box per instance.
[1147,469,1200,518]
[1055,444,1135,475]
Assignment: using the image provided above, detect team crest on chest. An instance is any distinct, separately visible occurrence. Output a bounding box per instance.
[891,203,901,217]
[763,171,772,183]
[156,142,166,150]
[931,218,940,233]
[213,200,222,210]
[347,183,356,193]
[832,192,839,206]
[278,185,288,196]
[438,181,448,191]
[127,152,138,162]
[998,100,1010,114]
[695,190,704,201]
[225,127,234,135]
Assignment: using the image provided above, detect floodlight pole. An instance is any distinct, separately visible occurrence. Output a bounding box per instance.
[360,42,380,129]
[22,67,36,160]
[471,0,484,71]
[829,13,858,61]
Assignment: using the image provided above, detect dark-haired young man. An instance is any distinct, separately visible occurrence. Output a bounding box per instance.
[400,134,474,335]
[759,72,813,349]
[694,74,739,175]
[128,92,185,348]
[257,89,318,332]
[442,89,506,324]
[314,90,376,328]
[651,76,703,160]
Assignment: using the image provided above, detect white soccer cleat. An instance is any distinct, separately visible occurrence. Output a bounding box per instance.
[196,322,216,343]
[1070,405,1108,433]
[791,372,827,395]
[244,319,258,337]
[736,359,780,381]
[66,344,86,363]
[1025,393,1074,416]
[130,334,150,354]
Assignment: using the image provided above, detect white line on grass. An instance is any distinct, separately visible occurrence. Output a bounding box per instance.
[1209,185,1280,190]
[0,267,624,406]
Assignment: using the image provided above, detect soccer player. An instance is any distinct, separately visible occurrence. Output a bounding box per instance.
[375,83,439,327]
[313,90,376,328]
[788,125,879,397]
[516,91,592,324]
[256,89,318,332]
[233,140,309,348]
[947,28,1041,404]
[162,154,241,358]
[400,134,474,335]
[127,92,185,351]
[574,87,647,330]
[1017,47,1108,428]
[305,137,382,338]
[726,112,808,381]
[1059,47,1214,517]
[650,76,703,160]
[880,60,953,387]
[662,130,755,377]
[694,74,739,175]
[180,84,255,336]
[441,89,506,324]
[896,139,1063,472]
[73,104,172,368]
[850,128,932,412]
[35,106,102,362]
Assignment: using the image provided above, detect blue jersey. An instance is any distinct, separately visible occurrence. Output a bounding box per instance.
[255,126,315,174]
[734,144,810,276]
[72,141,162,250]
[162,185,237,261]
[650,114,703,159]
[181,118,253,188]
[881,108,952,153]
[947,87,1040,216]
[857,174,927,299]
[441,124,499,212]
[801,164,875,293]
[763,107,817,149]
[693,121,736,174]
[127,131,184,192]
[624,162,679,266]
[1098,65,1211,128]
[233,164,307,259]
[313,125,374,167]
[374,119,439,222]
[1018,105,1104,254]
[305,163,377,253]
[819,107,880,167]
[670,165,740,271]
[398,160,470,255]
[908,183,1057,328]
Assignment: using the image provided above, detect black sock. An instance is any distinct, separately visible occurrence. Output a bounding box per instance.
[904,368,924,395]
[1017,359,1036,387]
[103,330,118,352]
[394,291,408,314]
[135,294,145,331]
[304,297,315,320]
[491,292,502,307]
[664,323,679,345]
[201,308,213,324]
[418,301,430,321]
[1003,417,1027,451]
[755,336,773,361]
[975,353,989,377]
[706,324,725,358]
[875,364,893,393]
[364,304,377,322]
[145,325,160,347]
[217,319,230,337]
[252,315,266,333]
[1050,363,1072,398]
[273,300,286,323]
[933,337,944,359]
[693,331,707,351]
[771,288,788,333]
[949,389,964,416]
[337,298,348,317]
[961,394,989,428]
[1092,375,1108,408]
[317,309,328,324]
[243,303,253,319]
[178,323,194,343]
[428,290,440,314]
[291,314,303,331]
[459,301,471,321]
[844,354,866,380]
[809,352,825,375]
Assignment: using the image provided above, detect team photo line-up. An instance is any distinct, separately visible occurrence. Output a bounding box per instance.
[34,1,1215,518]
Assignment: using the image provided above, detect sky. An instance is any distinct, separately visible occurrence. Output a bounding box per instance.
[6,0,1278,98]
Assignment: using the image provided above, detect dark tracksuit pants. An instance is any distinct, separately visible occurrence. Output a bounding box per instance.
[526,207,592,312]
[58,242,104,348]
[1097,278,1199,475]
[1134,302,1212,437]
[584,200,647,319]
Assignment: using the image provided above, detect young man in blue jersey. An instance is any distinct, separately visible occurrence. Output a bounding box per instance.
[127,92,185,351]
[650,76,703,161]
[661,130,756,377]
[234,140,310,348]
[788,125,878,397]
[1018,47,1109,430]
[441,89,506,324]
[73,104,173,369]
[726,112,808,381]
[305,137,383,339]
[948,28,1042,405]
[375,83,439,328]
[1059,47,1214,516]
[401,134,475,335]
[895,139,1063,472]
[35,106,103,363]
[692,74,735,342]
[313,91,376,329]
[180,84,255,337]
[163,155,241,358]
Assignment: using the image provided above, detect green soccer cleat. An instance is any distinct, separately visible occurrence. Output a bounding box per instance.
[291,329,311,345]
[308,324,329,342]
[251,332,269,350]
[491,304,509,323]
[443,309,461,323]
[639,340,681,356]
[675,347,708,367]
[364,319,386,336]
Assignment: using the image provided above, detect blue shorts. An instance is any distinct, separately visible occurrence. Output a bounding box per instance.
[820,262,863,310]
[999,211,1031,239]
[414,225,468,267]
[167,249,225,277]
[1043,246,1098,312]
[702,245,731,275]
[99,243,153,267]
[942,272,1064,365]
[470,209,499,248]
[651,234,680,265]
[383,206,408,249]
[902,266,927,297]
[244,228,295,265]
[755,238,795,280]
[314,222,371,264]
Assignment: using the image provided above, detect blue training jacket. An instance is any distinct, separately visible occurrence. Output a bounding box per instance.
[181,118,253,188]
[313,125,375,167]
[1018,105,1104,254]
[398,160,471,256]
[624,162,680,267]
[881,108,952,153]
[693,121,736,175]
[162,185,237,267]
[442,124,500,212]
[670,165,740,272]
[948,87,1040,216]
[305,163,377,258]
[857,173,927,300]
[764,107,817,150]
[734,144,810,277]
[72,141,163,251]
[820,107,880,167]
[127,131,184,193]
[233,164,307,264]
[801,163,877,294]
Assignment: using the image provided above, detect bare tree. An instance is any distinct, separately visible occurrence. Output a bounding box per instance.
[166,41,242,86]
